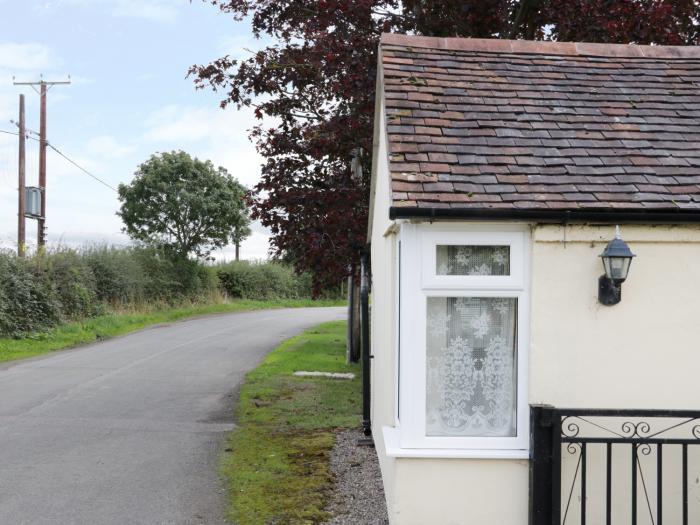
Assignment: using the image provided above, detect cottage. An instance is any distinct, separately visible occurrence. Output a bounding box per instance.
[368,34,700,524]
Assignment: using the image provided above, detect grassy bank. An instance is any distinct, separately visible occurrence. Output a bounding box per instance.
[0,299,345,363]
[222,321,360,525]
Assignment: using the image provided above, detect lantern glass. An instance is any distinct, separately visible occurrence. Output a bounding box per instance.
[602,255,632,281]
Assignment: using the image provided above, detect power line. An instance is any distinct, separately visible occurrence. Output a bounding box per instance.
[46,143,118,192]
[0,129,118,192]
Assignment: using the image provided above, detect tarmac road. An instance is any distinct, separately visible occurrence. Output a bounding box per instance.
[0,307,345,525]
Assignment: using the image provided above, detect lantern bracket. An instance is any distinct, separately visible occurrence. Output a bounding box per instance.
[598,275,622,306]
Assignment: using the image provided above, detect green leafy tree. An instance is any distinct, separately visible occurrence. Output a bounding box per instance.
[118,151,249,259]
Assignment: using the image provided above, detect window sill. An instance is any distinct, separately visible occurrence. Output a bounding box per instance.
[382,426,530,459]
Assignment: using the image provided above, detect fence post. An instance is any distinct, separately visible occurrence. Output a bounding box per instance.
[530,405,556,525]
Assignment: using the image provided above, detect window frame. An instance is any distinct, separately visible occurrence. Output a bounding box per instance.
[397,223,530,455]
[422,231,525,290]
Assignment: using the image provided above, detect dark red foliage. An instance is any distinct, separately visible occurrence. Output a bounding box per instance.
[541,0,700,44]
[190,0,699,292]
[402,0,515,38]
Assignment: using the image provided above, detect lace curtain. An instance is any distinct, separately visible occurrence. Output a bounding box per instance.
[426,296,517,437]
[437,245,510,276]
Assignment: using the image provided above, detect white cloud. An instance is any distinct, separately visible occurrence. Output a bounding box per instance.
[0,132,19,190]
[0,98,15,125]
[145,105,222,143]
[67,74,94,86]
[0,42,53,71]
[39,0,181,22]
[85,135,135,160]
[143,104,265,189]
[217,33,274,62]
[109,0,179,22]
[0,41,66,129]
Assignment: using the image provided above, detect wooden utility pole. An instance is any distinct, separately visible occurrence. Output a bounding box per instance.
[38,82,47,247]
[17,94,26,257]
[13,77,71,248]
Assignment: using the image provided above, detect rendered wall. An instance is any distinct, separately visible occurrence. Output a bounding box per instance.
[391,458,529,524]
[530,224,700,525]
[371,221,700,524]
[368,87,400,517]
[530,223,700,409]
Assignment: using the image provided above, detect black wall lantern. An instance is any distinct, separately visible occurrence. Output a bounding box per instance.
[598,226,635,306]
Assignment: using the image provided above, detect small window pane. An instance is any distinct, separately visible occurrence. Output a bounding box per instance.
[436,245,510,276]
[426,297,517,437]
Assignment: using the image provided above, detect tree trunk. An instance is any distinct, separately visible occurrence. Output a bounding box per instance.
[235,242,240,261]
[346,270,361,363]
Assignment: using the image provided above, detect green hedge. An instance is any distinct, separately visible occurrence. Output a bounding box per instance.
[0,249,339,338]
[0,254,60,337]
[216,261,314,300]
[0,247,217,338]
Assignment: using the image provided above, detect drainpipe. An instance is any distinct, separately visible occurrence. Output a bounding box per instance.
[360,249,372,436]
[346,268,354,363]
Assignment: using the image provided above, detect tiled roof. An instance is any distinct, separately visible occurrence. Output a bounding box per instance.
[380,34,700,217]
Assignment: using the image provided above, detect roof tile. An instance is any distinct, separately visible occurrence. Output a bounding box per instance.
[381,35,700,215]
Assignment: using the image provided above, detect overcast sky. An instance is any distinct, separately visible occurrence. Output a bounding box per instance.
[0,0,271,260]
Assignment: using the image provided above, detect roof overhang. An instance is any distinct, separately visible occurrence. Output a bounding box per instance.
[389,207,700,224]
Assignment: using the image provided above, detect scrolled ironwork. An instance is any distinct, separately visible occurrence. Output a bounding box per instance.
[566,442,581,455]
[533,407,700,525]
[558,412,700,442]
[621,420,651,438]
[561,416,580,438]
[691,425,700,440]
[637,443,652,457]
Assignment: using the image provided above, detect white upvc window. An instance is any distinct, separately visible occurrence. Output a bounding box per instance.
[392,223,530,458]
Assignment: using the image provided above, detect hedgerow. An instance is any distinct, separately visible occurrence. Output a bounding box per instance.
[215,261,343,300]
[0,247,217,338]
[216,261,312,300]
[0,248,339,338]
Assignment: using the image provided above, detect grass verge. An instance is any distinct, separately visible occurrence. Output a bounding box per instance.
[0,299,345,363]
[222,320,360,525]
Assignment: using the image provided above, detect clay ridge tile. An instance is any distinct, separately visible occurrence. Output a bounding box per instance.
[380,33,700,60]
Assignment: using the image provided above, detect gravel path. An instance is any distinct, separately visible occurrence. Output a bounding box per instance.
[323,429,389,525]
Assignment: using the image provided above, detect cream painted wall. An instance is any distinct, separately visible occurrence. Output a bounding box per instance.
[391,459,529,525]
[530,223,700,525]
[530,223,700,409]
[369,219,700,524]
[368,82,401,518]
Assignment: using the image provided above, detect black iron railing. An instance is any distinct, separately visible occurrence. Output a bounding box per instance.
[530,406,700,525]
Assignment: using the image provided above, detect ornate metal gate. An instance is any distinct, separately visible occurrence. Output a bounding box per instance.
[530,406,700,525]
